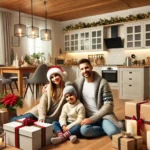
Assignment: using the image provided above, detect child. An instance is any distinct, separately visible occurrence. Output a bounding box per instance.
[51,82,85,144]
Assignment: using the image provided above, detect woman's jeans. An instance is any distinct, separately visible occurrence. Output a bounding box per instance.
[80,119,120,138]
[52,121,81,137]
[9,113,38,122]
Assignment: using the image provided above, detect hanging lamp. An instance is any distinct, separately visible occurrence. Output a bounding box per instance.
[40,0,52,41]
[14,9,26,37]
[27,0,39,38]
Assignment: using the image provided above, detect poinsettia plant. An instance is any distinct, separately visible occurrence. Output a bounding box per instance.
[0,93,23,111]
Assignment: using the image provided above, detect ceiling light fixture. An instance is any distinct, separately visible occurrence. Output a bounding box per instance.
[14,9,26,37]
[40,0,52,41]
[27,0,39,38]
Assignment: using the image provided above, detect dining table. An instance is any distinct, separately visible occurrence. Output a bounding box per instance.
[0,66,37,97]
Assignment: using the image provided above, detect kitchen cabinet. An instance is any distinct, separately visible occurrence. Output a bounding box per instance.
[124,20,150,49]
[64,26,104,52]
[119,68,149,100]
[124,22,143,49]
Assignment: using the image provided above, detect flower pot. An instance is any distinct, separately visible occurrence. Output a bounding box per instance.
[7,110,17,120]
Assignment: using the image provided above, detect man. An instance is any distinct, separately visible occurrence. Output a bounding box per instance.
[73,58,124,138]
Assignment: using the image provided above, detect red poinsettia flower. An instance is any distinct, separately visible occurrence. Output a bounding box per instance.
[0,93,23,111]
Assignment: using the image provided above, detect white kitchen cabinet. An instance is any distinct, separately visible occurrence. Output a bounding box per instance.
[64,26,104,52]
[143,20,150,48]
[119,68,149,100]
[124,22,143,49]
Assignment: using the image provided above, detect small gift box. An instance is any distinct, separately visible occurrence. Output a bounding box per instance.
[125,100,150,144]
[0,110,8,126]
[3,118,53,150]
[112,133,143,150]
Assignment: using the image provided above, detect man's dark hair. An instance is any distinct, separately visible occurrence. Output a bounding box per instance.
[78,58,92,66]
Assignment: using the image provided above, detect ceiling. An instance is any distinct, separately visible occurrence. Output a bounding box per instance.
[0,0,150,21]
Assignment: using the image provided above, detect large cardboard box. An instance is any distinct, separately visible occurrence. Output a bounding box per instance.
[125,101,150,144]
[112,133,143,150]
[3,120,53,150]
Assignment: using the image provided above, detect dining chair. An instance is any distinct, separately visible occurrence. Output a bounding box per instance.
[0,75,14,94]
[24,64,48,99]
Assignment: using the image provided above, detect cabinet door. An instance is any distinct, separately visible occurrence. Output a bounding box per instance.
[70,33,79,52]
[79,29,90,51]
[125,23,143,49]
[64,34,70,52]
[143,21,150,48]
[91,27,103,51]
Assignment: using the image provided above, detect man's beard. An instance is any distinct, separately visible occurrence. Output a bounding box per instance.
[83,71,92,78]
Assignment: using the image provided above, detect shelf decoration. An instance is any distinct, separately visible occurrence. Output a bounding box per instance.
[63,12,150,31]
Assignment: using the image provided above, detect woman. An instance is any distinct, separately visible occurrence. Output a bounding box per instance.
[10,66,67,123]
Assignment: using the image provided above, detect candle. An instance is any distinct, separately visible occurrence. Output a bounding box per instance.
[0,137,2,147]
[147,131,150,150]
[126,120,137,136]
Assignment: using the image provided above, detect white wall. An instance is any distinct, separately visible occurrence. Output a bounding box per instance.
[61,6,150,65]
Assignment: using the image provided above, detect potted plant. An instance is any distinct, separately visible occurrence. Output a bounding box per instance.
[0,93,23,119]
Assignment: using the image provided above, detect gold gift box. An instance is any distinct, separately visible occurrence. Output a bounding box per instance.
[0,110,8,126]
[112,133,143,150]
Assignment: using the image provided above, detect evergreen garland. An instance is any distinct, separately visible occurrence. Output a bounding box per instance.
[63,12,150,31]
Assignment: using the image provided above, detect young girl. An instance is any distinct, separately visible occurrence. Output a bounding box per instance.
[10,66,67,123]
[51,82,85,144]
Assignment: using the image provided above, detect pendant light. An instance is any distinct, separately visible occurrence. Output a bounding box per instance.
[14,9,26,37]
[40,0,52,41]
[27,0,39,38]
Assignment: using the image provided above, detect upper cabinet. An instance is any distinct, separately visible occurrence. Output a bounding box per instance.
[64,26,104,52]
[124,20,150,49]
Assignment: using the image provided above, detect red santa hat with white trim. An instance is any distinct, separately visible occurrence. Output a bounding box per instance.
[47,66,67,81]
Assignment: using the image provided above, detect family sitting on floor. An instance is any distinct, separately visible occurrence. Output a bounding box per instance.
[10,58,124,144]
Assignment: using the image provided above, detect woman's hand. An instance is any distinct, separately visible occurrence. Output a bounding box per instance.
[62,125,68,132]
[81,118,92,125]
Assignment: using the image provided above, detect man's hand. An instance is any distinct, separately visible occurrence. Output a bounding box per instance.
[62,125,68,132]
[81,118,92,125]
[42,84,48,93]
[38,119,44,122]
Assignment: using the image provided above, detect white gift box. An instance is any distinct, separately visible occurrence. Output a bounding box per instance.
[3,119,53,150]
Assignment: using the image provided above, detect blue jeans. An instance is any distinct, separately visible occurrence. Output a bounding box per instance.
[52,121,81,137]
[9,113,38,122]
[80,119,120,138]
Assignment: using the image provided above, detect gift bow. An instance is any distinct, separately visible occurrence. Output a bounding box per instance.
[131,115,143,136]
[121,131,133,138]
[22,117,36,126]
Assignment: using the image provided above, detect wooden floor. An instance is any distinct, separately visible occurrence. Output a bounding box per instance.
[3,87,147,150]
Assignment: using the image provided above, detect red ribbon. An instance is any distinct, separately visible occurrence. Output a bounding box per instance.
[14,118,46,148]
[131,115,143,136]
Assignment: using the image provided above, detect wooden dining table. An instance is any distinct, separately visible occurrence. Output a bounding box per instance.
[0,66,37,97]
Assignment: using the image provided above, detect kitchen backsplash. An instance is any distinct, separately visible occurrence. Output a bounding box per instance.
[64,48,150,65]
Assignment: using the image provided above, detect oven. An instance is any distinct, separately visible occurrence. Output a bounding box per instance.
[101,66,118,88]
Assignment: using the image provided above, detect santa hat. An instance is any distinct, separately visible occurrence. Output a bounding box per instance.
[47,66,67,81]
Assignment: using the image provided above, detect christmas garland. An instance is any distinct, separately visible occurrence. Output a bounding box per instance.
[63,12,150,31]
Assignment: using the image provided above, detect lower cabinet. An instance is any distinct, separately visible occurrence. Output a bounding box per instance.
[119,67,149,100]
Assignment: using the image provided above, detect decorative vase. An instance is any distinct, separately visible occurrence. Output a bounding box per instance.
[7,109,17,120]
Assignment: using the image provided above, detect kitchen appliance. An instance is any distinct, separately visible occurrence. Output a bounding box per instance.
[101,66,118,89]
[124,56,132,66]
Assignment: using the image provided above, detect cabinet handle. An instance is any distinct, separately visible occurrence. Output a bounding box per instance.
[129,72,132,74]
[129,78,132,80]
[129,85,132,86]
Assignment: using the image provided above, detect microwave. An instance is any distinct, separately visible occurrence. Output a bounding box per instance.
[55,58,64,65]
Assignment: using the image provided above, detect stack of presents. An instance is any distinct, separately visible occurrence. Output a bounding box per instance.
[112,100,150,150]
[0,112,53,150]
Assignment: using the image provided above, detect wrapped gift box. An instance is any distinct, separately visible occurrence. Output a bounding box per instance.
[0,110,8,126]
[3,119,53,150]
[112,133,143,150]
[125,101,150,144]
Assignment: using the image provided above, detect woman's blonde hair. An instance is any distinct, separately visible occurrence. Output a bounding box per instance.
[49,75,64,102]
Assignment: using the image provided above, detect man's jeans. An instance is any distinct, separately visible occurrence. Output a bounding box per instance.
[80,119,120,138]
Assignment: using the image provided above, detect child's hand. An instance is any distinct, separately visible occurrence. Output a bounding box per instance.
[62,126,68,132]
[38,119,44,122]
